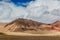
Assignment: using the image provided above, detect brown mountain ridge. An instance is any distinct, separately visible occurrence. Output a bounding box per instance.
[3,18,60,34]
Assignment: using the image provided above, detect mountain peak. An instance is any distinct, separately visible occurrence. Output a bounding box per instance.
[4,18,44,32]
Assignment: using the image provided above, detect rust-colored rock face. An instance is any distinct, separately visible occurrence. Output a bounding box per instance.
[4,18,60,33]
[51,21,60,31]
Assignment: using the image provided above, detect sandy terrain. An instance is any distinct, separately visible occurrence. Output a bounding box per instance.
[0,23,7,32]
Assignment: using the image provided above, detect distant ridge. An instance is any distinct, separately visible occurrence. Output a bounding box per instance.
[4,18,60,34]
[4,18,44,32]
[5,18,43,27]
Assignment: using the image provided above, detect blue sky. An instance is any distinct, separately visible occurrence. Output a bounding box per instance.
[11,0,35,3]
[10,0,35,7]
[0,0,35,7]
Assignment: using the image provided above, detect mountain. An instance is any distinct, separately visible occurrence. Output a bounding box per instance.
[3,18,51,33]
[2,18,60,34]
[4,18,44,32]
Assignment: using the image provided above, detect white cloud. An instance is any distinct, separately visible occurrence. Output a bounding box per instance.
[26,0,60,24]
[0,0,60,24]
[0,1,28,23]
